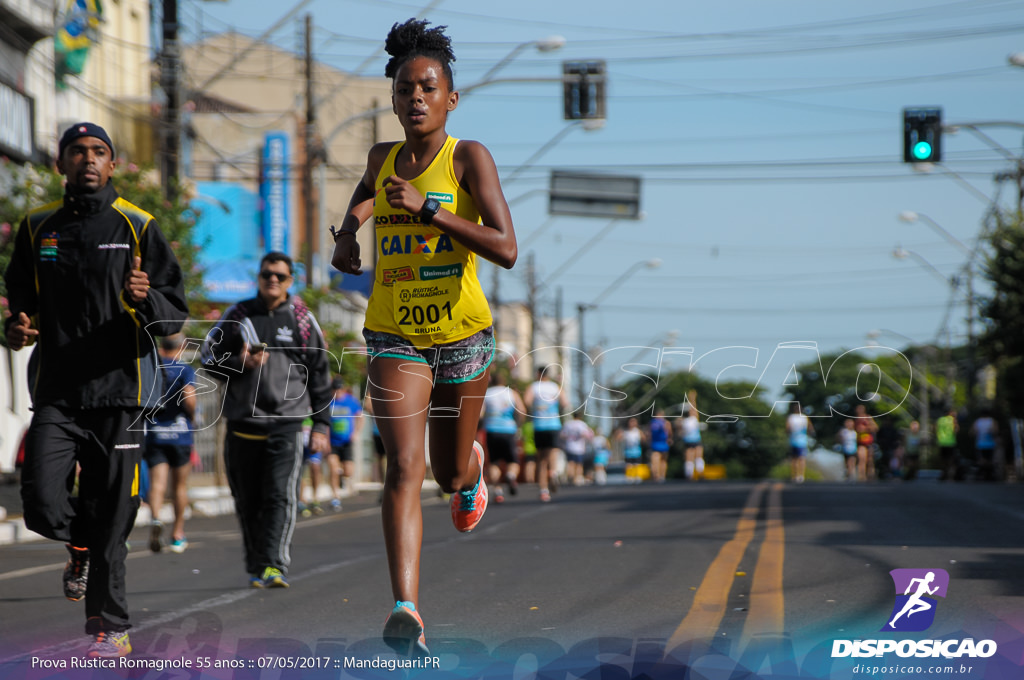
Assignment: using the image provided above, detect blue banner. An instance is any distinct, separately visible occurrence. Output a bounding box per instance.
[260,132,290,254]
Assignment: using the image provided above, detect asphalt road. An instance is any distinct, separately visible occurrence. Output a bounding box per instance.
[1,479,1022,679]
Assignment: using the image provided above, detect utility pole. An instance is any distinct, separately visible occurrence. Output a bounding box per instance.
[526,252,537,373]
[555,286,565,389]
[576,303,589,406]
[917,351,931,462]
[303,14,317,286]
[159,0,181,201]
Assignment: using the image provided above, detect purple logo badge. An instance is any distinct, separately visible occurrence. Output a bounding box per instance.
[882,568,949,632]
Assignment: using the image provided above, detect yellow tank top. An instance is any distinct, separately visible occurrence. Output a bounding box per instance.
[364,136,492,344]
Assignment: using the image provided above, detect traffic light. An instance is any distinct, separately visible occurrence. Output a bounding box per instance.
[903,107,942,163]
[563,60,606,121]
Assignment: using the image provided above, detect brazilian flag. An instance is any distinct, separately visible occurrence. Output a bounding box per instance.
[55,0,104,89]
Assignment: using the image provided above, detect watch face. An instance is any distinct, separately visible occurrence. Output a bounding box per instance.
[422,198,441,222]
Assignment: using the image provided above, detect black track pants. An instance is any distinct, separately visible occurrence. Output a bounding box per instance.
[21,405,143,633]
[224,430,303,576]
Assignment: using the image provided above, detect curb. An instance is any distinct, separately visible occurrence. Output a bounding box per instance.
[0,482,394,546]
[0,487,239,547]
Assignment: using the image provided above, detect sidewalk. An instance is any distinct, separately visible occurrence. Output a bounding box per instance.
[0,473,391,546]
[0,474,236,546]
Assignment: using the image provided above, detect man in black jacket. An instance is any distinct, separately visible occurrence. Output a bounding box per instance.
[201,251,332,589]
[4,122,188,658]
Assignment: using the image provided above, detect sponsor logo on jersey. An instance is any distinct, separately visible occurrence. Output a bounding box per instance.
[379,233,454,256]
[40,233,59,262]
[425,191,454,204]
[420,264,462,280]
[376,214,424,226]
[382,266,416,286]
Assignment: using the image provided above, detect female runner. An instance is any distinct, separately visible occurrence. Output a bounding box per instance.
[330,18,516,656]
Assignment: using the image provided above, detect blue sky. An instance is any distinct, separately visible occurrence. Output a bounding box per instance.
[183,0,1024,393]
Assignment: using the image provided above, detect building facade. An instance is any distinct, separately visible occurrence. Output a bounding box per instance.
[182,32,404,289]
[0,0,56,164]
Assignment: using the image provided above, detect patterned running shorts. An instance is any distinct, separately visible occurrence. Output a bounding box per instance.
[362,326,495,385]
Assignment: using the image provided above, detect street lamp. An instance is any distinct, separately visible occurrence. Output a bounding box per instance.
[892,246,957,287]
[892,247,966,408]
[477,36,566,83]
[897,211,970,256]
[856,363,926,416]
[865,329,950,446]
[576,258,662,404]
[897,211,979,405]
[502,118,605,186]
[867,329,944,389]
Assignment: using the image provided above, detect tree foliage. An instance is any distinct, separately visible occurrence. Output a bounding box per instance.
[611,370,788,479]
[298,286,367,390]
[979,211,1024,413]
[782,349,926,445]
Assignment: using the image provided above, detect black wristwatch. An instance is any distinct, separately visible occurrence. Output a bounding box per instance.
[420,198,441,224]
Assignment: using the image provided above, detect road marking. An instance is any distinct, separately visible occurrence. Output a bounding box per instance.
[741,482,785,641]
[667,481,769,649]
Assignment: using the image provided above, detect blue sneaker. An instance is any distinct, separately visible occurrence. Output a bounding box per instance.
[450,441,488,532]
[383,601,429,657]
[168,537,188,553]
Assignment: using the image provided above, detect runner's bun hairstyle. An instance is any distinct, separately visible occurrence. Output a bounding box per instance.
[384,18,456,89]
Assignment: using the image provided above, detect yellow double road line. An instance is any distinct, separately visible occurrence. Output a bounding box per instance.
[742,482,785,640]
[668,481,786,650]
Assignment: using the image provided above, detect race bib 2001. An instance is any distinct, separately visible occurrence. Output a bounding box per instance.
[393,278,460,336]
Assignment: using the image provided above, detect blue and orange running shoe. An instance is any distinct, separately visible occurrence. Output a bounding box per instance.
[450,441,488,532]
[383,601,429,657]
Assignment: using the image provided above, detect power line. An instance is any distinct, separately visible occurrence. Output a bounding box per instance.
[592,302,954,315]
[338,0,1018,41]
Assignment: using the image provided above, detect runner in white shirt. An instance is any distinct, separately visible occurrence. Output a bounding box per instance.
[680,411,704,480]
[560,413,593,487]
[616,417,646,483]
[524,366,570,502]
[786,403,814,483]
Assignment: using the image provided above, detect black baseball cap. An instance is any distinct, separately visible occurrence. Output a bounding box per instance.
[58,122,116,159]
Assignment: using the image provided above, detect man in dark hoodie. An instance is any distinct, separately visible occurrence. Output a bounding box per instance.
[201,251,332,589]
[4,122,188,658]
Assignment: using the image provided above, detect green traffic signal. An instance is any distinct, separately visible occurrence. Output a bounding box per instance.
[912,141,933,160]
[902,107,942,163]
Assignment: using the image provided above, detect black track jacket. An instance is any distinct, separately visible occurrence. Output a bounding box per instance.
[3,182,189,409]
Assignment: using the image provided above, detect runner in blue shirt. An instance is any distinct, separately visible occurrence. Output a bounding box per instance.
[481,372,525,502]
[145,334,197,553]
[329,378,363,509]
[648,409,672,483]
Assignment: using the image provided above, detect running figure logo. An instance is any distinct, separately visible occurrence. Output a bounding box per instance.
[882,568,949,632]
